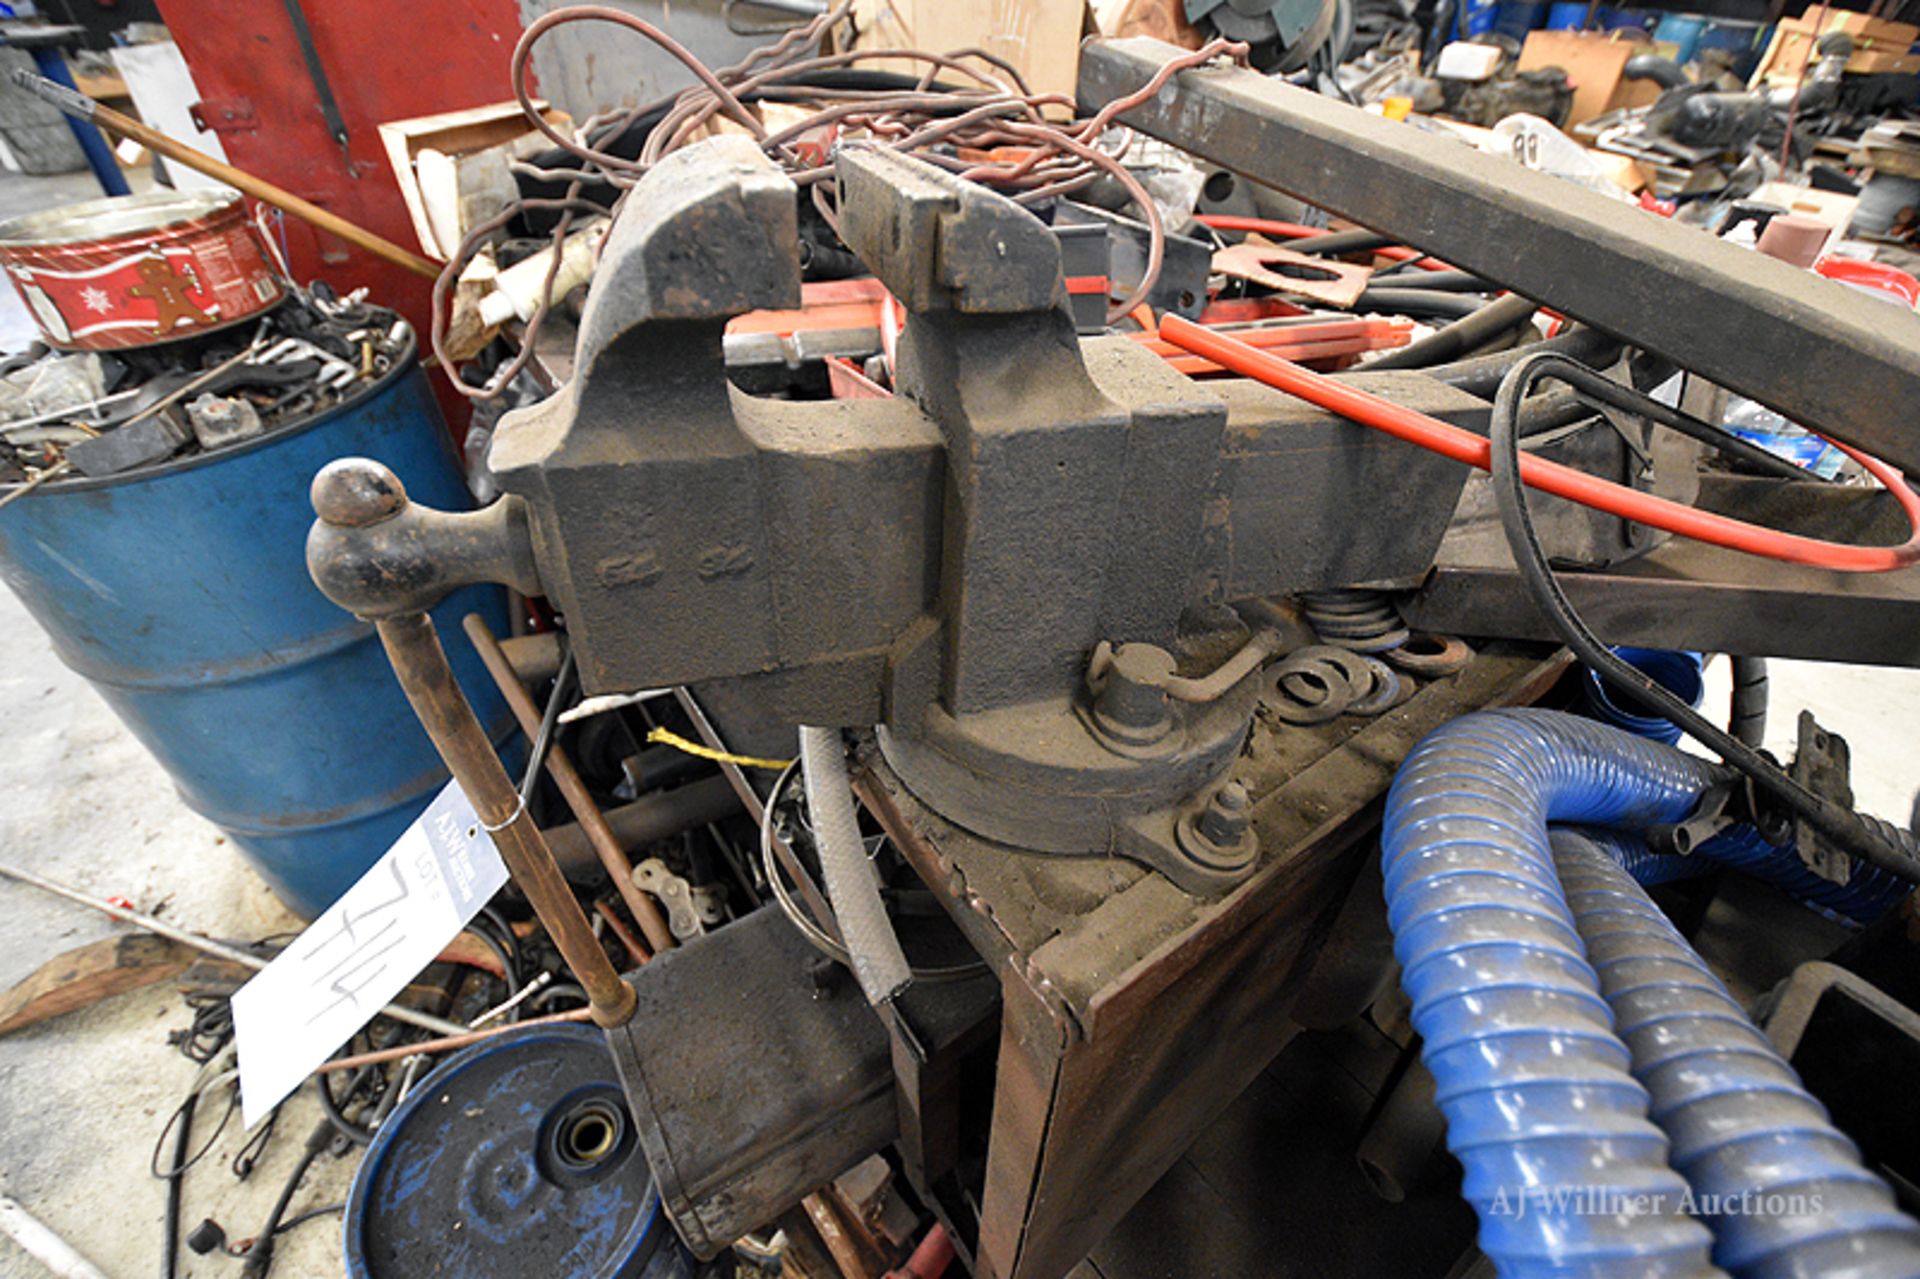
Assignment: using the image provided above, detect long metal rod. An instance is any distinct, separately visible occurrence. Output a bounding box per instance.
[8,69,441,281]
[377,613,636,1026]
[1077,36,1920,477]
[0,861,466,1038]
[313,1007,596,1074]
[464,614,677,956]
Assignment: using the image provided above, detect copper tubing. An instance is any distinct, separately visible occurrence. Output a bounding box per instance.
[463,614,676,956]
[376,613,635,1027]
[313,1007,596,1073]
[594,899,650,969]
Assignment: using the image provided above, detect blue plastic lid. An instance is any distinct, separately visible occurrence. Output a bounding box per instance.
[343,1022,676,1279]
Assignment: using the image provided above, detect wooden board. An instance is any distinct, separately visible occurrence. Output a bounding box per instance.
[0,934,193,1035]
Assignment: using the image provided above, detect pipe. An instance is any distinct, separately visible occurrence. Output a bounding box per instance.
[1367,293,1541,370]
[0,861,466,1038]
[1156,315,1920,573]
[798,726,910,1007]
[1428,326,1624,397]
[9,70,441,280]
[543,775,745,879]
[1552,829,1920,1278]
[463,614,675,955]
[1385,708,1725,1277]
[1728,657,1768,748]
[378,614,635,1027]
[1352,288,1487,321]
[0,1195,110,1279]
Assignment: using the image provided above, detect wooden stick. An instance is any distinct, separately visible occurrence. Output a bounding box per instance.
[9,68,442,281]
[464,614,676,955]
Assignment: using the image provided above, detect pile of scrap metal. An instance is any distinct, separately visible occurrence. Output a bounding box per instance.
[278,15,1920,1279]
[0,189,409,497]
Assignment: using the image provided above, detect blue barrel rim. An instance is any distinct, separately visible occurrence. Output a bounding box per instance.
[343,1021,672,1279]
[0,328,422,499]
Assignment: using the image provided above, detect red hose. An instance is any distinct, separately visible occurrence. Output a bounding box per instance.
[1158,314,1920,573]
[887,1224,955,1279]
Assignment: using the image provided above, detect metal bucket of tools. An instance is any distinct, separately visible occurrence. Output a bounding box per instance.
[0,189,287,351]
[0,335,513,917]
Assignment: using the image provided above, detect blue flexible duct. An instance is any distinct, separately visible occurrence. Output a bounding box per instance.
[1557,822,1912,925]
[1552,828,1920,1279]
[1384,709,1726,1278]
[1694,823,1915,926]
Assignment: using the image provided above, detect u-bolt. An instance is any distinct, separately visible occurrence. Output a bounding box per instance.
[307,457,636,1028]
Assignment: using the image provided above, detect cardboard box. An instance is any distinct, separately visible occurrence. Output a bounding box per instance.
[1517,31,1664,128]
[1752,10,1920,82]
[847,0,1087,102]
[379,101,570,261]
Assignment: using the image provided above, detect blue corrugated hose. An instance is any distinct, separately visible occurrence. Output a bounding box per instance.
[1382,708,1920,1277]
[1553,828,1920,1279]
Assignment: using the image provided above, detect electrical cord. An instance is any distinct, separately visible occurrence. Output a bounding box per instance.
[237,1119,333,1279]
[1496,349,1821,482]
[1486,358,1920,883]
[1155,314,1920,572]
[314,1066,378,1147]
[161,1090,195,1279]
[759,759,987,983]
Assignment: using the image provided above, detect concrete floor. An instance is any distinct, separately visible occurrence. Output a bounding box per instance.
[1,163,1919,1279]
[0,166,353,1279]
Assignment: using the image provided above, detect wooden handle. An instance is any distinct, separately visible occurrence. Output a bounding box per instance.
[11,68,443,281]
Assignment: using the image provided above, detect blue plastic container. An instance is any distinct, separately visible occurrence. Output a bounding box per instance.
[1604,6,1660,33]
[1547,1,1604,28]
[1696,17,1772,78]
[1653,12,1707,62]
[1462,0,1502,37]
[1580,647,1705,745]
[1494,1,1548,39]
[0,349,511,916]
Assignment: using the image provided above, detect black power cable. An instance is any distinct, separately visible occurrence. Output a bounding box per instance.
[238,1119,334,1279]
[314,1067,378,1148]
[1488,353,1920,883]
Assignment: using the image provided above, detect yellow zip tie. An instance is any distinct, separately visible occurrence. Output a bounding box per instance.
[645,726,794,771]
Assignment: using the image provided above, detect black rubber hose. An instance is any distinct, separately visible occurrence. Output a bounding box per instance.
[1368,293,1540,370]
[1428,325,1625,397]
[1730,656,1769,747]
[1488,356,1920,882]
[1357,269,1497,293]
[1351,289,1487,320]
[314,1068,378,1147]
[238,1119,333,1279]
[1495,349,1817,482]
[161,1092,195,1279]
[1291,228,1396,256]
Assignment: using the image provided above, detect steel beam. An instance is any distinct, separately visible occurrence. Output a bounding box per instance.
[1405,476,1920,665]
[1078,37,1920,477]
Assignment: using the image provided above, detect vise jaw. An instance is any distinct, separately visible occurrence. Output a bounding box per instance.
[310,135,1473,895]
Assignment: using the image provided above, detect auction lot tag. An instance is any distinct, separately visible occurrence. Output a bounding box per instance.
[232,782,507,1127]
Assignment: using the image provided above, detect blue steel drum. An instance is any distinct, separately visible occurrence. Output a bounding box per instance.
[0,345,511,916]
[344,1023,696,1279]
